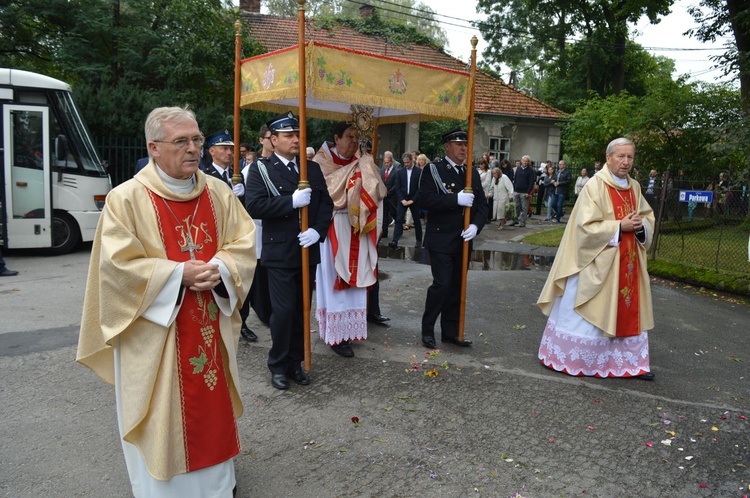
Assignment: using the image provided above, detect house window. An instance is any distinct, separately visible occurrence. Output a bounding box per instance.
[489,137,510,161]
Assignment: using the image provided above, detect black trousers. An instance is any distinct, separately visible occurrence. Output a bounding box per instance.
[266,266,313,374]
[382,195,398,235]
[391,202,423,244]
[421,250,463,340]
[367,275,381,317]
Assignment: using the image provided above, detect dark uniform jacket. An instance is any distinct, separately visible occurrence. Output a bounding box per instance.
[205,163,244,206]
[245,153,333,268]
[418,160,488,254]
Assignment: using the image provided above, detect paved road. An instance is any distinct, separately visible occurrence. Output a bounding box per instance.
[1,220,748,497]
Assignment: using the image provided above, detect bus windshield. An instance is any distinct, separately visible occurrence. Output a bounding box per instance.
[52,91,107,176]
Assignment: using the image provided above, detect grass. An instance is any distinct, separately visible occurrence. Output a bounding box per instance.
[521,224,750,297]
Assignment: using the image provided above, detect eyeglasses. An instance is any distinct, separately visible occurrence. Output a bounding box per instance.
[261,135,272,140]
[153,136,205,149]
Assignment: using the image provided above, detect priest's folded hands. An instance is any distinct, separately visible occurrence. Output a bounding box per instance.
[182,259,221,291]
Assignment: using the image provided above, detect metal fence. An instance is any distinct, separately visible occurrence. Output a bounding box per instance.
[646,180,750,275]
[94,136,147,187]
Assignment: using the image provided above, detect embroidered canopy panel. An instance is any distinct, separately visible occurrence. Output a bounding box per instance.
[240,42,471,124]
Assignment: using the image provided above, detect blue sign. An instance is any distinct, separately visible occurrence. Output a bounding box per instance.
[678,190,714,203]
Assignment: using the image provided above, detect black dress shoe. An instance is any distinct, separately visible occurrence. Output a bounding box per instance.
[240,323,258,342]
[421,335,436,348]
[442,337,473,347]
[367,314,390,326]
[637,372,656,381]
[271,373,290,390]
[0,268,18,277]
[331,342,354,357]
[288,368,310,385]
[388,241,398,249]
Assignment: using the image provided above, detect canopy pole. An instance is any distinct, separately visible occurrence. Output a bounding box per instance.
[458,36,478,342]
[297,0,312,373]
[232,20,243,186]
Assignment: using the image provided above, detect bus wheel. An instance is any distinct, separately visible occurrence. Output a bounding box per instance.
[50,212,81,255]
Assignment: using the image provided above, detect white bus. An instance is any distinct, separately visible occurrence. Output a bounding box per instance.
[1,68,111,254]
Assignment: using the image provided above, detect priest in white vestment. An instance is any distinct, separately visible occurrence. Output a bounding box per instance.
[314,121,386,358]
[77,106,256,497]
[537,137,656,380]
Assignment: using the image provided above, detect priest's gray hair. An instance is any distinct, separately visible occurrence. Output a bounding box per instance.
[606,137,635,155]
[144,106,197,142]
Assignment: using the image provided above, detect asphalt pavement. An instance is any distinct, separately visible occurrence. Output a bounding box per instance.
[1,215,748,497]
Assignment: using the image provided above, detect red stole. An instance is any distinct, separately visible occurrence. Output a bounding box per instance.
[607,185,640,337]
[149,186,239,472]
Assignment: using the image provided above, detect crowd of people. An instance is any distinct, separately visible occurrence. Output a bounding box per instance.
[73,106,658,497]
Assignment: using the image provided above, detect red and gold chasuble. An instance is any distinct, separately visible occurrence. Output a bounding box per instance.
[607,185,641,337]
[328,153,379,290]
[149,187,240,472]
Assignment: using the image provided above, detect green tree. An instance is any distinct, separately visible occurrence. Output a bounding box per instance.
[266,0,447,49]
[687,0,750,112]
[475,0,673,96]
[0,0,265,136]
[517,36,676,113]
[562,79,747,178]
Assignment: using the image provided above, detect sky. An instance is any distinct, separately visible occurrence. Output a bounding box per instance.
[416,0,733,85]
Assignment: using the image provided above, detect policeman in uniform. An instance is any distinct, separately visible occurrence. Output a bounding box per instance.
[204,129,245,204]
[245,112,333,390]
[418,128,488,348]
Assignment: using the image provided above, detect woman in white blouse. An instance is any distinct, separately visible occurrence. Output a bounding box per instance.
[491,167,514,229]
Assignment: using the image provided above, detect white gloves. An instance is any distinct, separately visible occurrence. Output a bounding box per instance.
[461,224,478,241]
[232,182,245,197]
[457,192,474,207]
[298,228,320,248]
[292,188,312,208]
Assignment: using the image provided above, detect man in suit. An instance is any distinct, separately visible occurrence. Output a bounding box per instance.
[418,128,488,349]
[551,159,572,223]
[204,129,245,204]
[389,152,422,248]
[381,151,399,239]
[245,112,333,390]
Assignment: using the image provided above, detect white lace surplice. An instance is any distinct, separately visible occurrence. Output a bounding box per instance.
[538,274,650,378]
[315,212,368,345]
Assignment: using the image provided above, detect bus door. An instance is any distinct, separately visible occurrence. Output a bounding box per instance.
[2,104,52,249]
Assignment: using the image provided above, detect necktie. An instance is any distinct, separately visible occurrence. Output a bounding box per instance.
[222,170,230,185]
[385,168,390,181]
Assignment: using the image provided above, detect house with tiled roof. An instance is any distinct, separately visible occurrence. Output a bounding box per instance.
[239,0,567,164]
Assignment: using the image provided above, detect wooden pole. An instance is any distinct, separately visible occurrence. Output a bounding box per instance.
[458,36,478,342]
[232,20,243,186]
[297,0,312,373]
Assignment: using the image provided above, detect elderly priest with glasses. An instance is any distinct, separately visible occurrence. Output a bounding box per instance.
[77,106,256,497]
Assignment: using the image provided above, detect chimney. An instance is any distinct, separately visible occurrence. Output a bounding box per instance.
[240,0,261,13]
[359,4,375,18]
